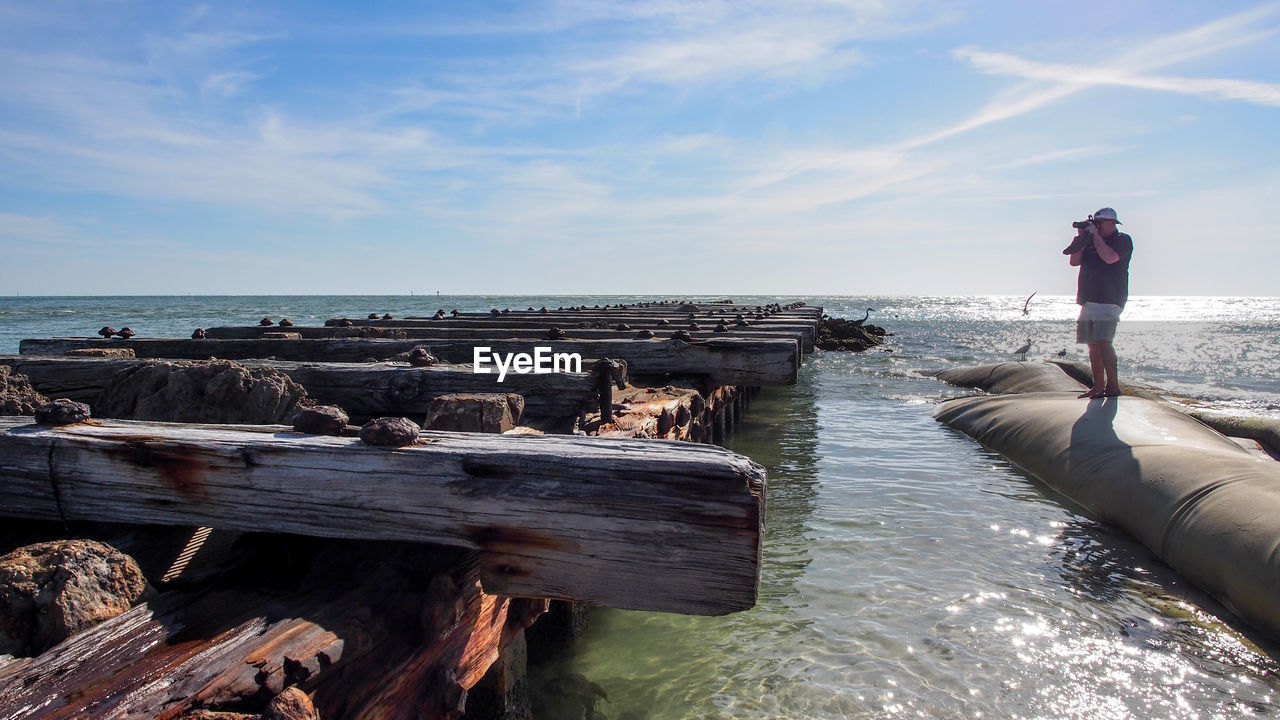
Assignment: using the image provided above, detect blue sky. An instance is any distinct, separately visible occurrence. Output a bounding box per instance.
[1,1,1278,296]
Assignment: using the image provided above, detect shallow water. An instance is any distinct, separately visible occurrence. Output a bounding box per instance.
[2,294,1278,718]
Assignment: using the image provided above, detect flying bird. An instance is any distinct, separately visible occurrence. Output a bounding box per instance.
[1022,291,1037,316]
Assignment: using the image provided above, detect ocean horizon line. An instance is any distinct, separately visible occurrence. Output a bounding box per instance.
[4,293,1279,300]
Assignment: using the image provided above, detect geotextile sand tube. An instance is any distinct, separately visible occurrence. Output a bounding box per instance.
[935,391,1280,641]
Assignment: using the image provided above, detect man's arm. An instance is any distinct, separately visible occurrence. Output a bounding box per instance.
[1086,225,1121,264]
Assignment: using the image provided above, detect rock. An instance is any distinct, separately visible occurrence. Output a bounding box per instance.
[98,326,117,338]
[390,345,437,365]
[368,313,380,320]
[34,398,90,425]
[115,327,136,339]
[816,317,886,352]
[260,318,275,326]
[614,323,631,331]
[263,687,320,720]
[423,393,524,433]
[670,330,693,342]
[546,327,566,340]
[292,405,349,435]
[675,404,691,426]
[191,328,206,339]
[634,329,655,339]
[0,366,48,415]
[0,540,148,657]
[408,347,438,367]
[360,416,420,446]
[338,319,353,327]
[381,314,393,320]
[95,360,308,424]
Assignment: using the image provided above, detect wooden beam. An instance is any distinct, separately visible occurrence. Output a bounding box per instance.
[326,315,817,336]
[0,545,540,719]
[0,416,765,615]
[0,355,599,420]
[205,324,813,354]
[20,337,800,386]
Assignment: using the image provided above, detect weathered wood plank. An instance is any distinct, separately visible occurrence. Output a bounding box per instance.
[0,545,535,720]
[0,416,765,615]
[19,337,800,386]
[0,355,598,420]
[204,324,813,355]
[326,315,817,338]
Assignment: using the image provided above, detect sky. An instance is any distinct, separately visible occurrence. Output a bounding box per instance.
[1,1,1278,296]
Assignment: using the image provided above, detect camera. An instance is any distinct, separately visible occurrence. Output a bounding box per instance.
[1063,219,1095,254]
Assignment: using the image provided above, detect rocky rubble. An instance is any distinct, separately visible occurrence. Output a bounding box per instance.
[815,316,888,352]
[95,359,309,423]
[0,365,48,415]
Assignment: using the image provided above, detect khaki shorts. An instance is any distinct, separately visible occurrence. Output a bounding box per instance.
[1077,302,1122,344]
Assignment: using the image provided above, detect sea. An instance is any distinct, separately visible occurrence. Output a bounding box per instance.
[2,294,1279,719]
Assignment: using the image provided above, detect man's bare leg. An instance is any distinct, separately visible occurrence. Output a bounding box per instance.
[1080,341,1108,398]
[1097,340,1120,395]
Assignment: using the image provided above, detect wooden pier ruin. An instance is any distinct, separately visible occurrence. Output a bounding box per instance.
[0,300,822,720]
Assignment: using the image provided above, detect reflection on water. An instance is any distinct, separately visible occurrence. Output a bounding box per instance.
[532,353,1280,720]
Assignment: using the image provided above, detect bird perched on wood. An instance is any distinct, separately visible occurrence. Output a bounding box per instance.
[1013,337,1032,361]
[850,308,875,328]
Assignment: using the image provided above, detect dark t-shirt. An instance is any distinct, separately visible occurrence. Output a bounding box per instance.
[1076,231,1134,308]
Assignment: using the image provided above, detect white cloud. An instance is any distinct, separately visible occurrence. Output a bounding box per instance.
[956,48,1280,107]
[201,70,258,98]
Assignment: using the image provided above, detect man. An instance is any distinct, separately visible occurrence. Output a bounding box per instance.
[1067,207,1134,399]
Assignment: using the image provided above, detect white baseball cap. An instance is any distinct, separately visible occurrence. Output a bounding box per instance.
[1092,207,1122,224]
